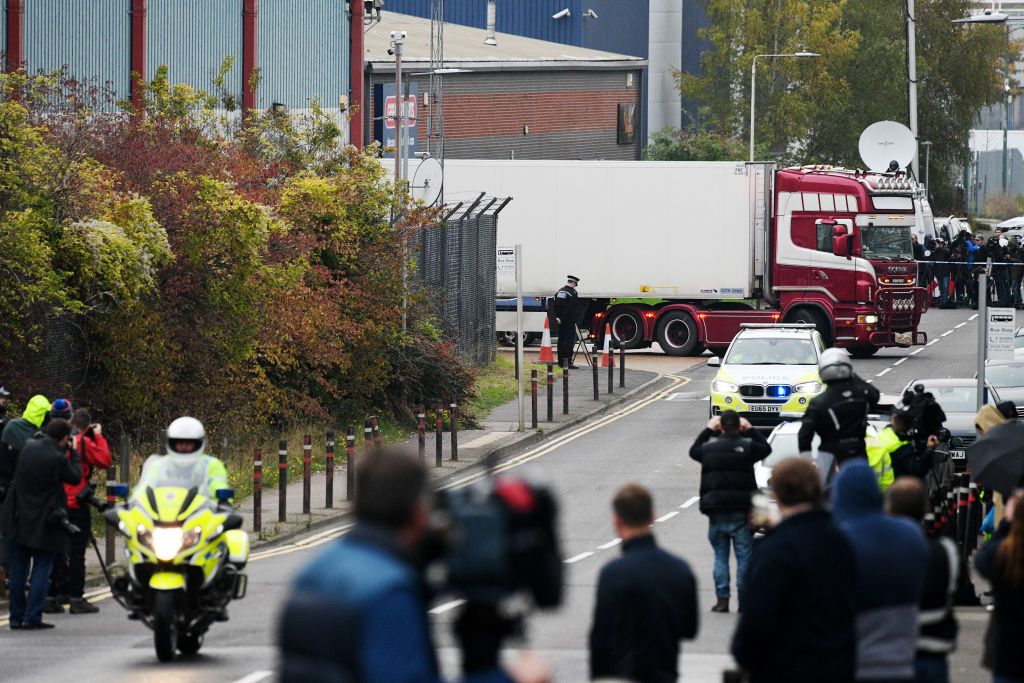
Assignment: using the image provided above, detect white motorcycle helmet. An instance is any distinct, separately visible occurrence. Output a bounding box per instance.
[166,416,206,456]
[818,347,853,383]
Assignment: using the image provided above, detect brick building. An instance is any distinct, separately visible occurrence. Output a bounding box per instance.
[364,12,646,160]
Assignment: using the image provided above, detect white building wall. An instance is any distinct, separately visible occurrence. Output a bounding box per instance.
[647,0,683,138]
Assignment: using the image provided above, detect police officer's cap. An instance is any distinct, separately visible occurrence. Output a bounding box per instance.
[566,275,580,284]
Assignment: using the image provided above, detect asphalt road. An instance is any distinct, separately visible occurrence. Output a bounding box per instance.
[2,308,1004,683]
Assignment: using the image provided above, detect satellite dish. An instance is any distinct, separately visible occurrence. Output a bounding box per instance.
[859,121,916,172]
[411,157,443,206]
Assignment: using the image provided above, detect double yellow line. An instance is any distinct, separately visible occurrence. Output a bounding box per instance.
[0,374,688,625]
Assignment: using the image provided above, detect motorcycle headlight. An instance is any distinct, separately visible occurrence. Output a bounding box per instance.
[711,379,739,394]
[151,526,185,562]
[794,381,824,394]
[182,525,203,550]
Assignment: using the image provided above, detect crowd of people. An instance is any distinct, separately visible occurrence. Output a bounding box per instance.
[920,229,1024,310]
[0,391,110,628]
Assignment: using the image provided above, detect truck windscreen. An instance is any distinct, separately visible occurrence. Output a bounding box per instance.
[861,225,913,260]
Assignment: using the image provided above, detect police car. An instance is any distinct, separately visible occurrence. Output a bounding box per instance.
[707,324,827,428]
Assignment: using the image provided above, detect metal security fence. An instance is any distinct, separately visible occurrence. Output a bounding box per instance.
[414,194,511,366]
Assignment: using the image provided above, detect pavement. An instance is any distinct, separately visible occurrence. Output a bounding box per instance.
[0,308,1007,683]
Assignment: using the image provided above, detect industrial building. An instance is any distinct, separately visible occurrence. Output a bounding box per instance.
[2,0,351,116]
[364,12,645,160]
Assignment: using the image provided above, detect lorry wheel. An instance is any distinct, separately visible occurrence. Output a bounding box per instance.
[609,310,645,350]
[848,345,879,358]
[655,312,700,356]
[785,308,832,346]
[153,592,178,662]
[497,331,531,347]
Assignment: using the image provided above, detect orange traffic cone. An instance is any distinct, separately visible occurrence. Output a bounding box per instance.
[601,323,613,367]
[538,317,555,364]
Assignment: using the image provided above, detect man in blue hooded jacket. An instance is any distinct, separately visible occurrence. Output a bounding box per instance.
[833,460,928,682]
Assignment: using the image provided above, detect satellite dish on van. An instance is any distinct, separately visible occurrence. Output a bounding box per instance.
[858,121,916,173]
[411,157,444,206]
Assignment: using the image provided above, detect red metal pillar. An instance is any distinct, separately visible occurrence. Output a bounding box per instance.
[242,0,258,112]
[129,0,147,111]
[5,0,25,73]
[349,0,365,149]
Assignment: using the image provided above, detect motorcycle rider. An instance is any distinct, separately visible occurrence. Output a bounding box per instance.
[134,417,229,500]
[798,348,880,466]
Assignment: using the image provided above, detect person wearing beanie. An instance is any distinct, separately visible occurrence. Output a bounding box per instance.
[48,399,73,422]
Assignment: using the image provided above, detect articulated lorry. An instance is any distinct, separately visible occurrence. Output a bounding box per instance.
[439,160,929,357]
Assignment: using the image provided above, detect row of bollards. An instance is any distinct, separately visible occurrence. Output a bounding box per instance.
[521,342,628,428]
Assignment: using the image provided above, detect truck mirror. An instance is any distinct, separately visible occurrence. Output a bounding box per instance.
[832,234,853,260]
[832,225,846,237]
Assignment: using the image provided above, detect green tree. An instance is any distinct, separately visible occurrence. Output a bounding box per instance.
[644,127,749,161]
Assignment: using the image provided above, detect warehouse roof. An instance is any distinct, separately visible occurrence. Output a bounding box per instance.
[365,12,646,72]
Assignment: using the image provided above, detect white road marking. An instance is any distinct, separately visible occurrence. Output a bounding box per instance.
[969,314,979,321]
[429,599,466,615]
[598,538,622,550]
[955,322,967,329]
[911,349,924,356]
[876,368,891,377]
[867,379,875,383]
[231,671,273,683]
[565,552,594,564]
[665,393,684,401]
[927,340,939,346]
[893,358,907,366]
[941,330,954,337]
[680,496,700,509]
[655,511,679,523]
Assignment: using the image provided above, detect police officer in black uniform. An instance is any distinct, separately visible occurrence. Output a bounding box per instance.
[798,348,879,466]
[550,275,580,369]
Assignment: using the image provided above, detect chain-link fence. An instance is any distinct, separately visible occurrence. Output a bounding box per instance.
[413,194,511,366]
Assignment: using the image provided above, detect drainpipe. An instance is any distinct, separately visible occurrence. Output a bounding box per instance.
[5,0,24,72]
[350,0,365,148]
[484,0,497,45]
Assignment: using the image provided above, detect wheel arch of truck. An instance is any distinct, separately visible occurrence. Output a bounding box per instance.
[780,300,836,344]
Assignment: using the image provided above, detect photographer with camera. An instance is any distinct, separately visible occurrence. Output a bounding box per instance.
[0,419,80,630]
[45,408,110,615]
[277,450,550,683]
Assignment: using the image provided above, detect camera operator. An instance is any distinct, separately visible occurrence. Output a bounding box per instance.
[867,410,945,488]
[0,419,80,630]
[277,450,549,683]
[799,348,880,465]
[46,408,110,615]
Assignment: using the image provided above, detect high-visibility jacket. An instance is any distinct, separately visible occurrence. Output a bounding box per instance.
[865,426,903,492]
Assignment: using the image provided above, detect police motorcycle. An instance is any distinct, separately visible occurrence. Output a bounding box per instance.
[92,420,250,661]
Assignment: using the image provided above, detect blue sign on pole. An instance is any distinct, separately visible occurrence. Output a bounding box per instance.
[374,82,418,159]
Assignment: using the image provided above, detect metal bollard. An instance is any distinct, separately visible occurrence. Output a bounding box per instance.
[325,431,335,509]
[105,465,116,564]
[417,407,426,462]
[371,415,383,450]
[547,364,554,422]
[302,434,312,514]
[278,440,288,523]
[345,426,356,501]
[562,361,569,415]
[253,448,262,533]
[607,347,614,394]
[530,370,538,429]
[449,403,459,461]
[619,345,625,388]
[363,419,374,458]
[592,357,599,401]
[435,403,443,467]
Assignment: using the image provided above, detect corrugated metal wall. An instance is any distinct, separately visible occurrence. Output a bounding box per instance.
[581,0,648,58]
[258,0,348,110]
[148,0,243,98]
[24,0,131,98]
[384,0,583,46]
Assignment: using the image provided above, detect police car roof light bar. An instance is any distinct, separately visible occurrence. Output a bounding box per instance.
[738,323,817,329]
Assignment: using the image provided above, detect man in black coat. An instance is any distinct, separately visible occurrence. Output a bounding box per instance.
[589,484,698,683]
[549,275,580,369]
[1,419,80,630]
[798,348,879,465]
[689,409,771,613]
[731,458,857,683]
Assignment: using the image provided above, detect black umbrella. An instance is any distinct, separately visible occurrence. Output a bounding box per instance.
[967,421,1024,498]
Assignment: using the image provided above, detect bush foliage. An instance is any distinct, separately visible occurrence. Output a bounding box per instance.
[0,67,475,442]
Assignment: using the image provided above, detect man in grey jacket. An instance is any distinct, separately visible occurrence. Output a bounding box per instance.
[833,460,927,682]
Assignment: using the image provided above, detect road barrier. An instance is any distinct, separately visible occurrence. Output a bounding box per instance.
[562,362,569,415]
[607,347,614,395]
[435,403,443,467]
[619,345,625,388]
[592,358,599,401]
[547,364,554,422]
[363,419,374,458]
[325,431,335,509]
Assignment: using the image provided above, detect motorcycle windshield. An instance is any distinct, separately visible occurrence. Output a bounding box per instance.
[137,456,213,499]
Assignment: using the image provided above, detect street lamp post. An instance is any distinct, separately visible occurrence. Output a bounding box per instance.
[921,140,931,193]
[749,51,820,162]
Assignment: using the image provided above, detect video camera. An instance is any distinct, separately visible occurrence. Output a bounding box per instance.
[49,507,81,536]
[432,472,563,609]
[901,384,947,445]
[76,484,110,512]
